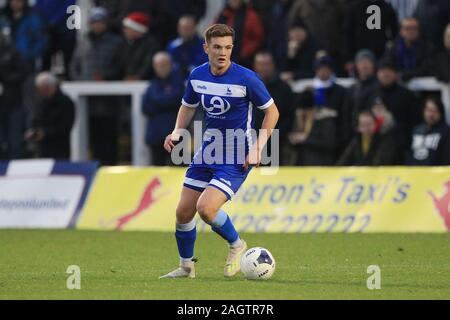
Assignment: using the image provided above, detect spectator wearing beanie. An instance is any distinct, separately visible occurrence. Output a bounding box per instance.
[121,11,161,80]
[70,7,126,165]
[70,7,124,81]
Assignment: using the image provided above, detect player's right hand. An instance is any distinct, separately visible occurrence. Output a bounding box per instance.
[163,133,180,153]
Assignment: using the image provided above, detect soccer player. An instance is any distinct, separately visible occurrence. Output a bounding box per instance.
[159,24,279,278]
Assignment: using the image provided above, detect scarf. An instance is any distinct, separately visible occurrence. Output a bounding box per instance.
[313,76,335,107]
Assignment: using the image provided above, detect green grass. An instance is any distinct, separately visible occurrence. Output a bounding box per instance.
[0,230,449,299]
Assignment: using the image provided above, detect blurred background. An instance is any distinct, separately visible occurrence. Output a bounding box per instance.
[0,0,449,167]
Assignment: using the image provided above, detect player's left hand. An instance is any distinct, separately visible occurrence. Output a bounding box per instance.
[243,147,261,171]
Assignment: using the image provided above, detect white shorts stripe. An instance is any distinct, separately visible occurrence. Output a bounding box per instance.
[209,179,234,197]
[184,177,208,188]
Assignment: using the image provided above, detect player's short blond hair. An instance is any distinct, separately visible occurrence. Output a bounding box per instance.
[204,24,235,44]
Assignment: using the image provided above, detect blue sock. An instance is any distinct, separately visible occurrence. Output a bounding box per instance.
[175,220,196,262]
[209,209,240,246]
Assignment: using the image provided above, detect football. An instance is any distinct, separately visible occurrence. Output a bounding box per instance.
[240,247,276,280]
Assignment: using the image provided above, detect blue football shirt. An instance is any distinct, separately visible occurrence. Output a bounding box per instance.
[182,62,274,164]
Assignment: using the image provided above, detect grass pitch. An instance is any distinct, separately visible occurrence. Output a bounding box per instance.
[0,230,449,300]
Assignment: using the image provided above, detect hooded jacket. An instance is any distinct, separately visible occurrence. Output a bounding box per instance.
[406,121,450,165]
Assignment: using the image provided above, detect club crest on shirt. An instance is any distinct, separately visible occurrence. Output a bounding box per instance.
[201,95,231,115]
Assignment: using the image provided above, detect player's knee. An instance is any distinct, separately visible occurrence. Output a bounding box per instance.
[176,203,195,224]
[196,201,216,222]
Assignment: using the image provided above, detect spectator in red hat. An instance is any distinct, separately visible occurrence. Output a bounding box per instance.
[121,11,161,81]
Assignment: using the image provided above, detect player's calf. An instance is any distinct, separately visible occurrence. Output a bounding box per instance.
[202,208,247,277]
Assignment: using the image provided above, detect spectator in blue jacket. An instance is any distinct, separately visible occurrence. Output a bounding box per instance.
[142,52,184,166]
[0,0,47,70]
[166,15,207,79]
[35,0,76,78]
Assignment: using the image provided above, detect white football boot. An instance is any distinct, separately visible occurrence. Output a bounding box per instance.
[159,260,196,279]
[224,240,247,277]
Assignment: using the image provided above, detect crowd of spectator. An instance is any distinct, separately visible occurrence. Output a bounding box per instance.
[0,0,449,166]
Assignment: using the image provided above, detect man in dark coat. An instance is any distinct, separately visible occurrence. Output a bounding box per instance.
[70,7,125,165]
[266,0,294,72]
[280,22,318,82]
[343,49,378,145]
[368,59,421,159]
[24,72,75,159]
[0,30,29,159]
[253,51,296,165]
[384,17,434,81]
[142,52,184,166]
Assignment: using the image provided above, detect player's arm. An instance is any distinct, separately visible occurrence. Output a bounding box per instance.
[244,103,279,170]
[164,105,197,152]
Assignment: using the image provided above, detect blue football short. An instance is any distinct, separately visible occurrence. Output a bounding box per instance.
[183,163,251,200]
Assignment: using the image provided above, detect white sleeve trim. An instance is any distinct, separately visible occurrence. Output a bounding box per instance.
[257,98,274,110]
[182,99,199,108]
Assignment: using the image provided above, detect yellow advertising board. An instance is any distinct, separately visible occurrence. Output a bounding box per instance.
[77,167,450,233]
